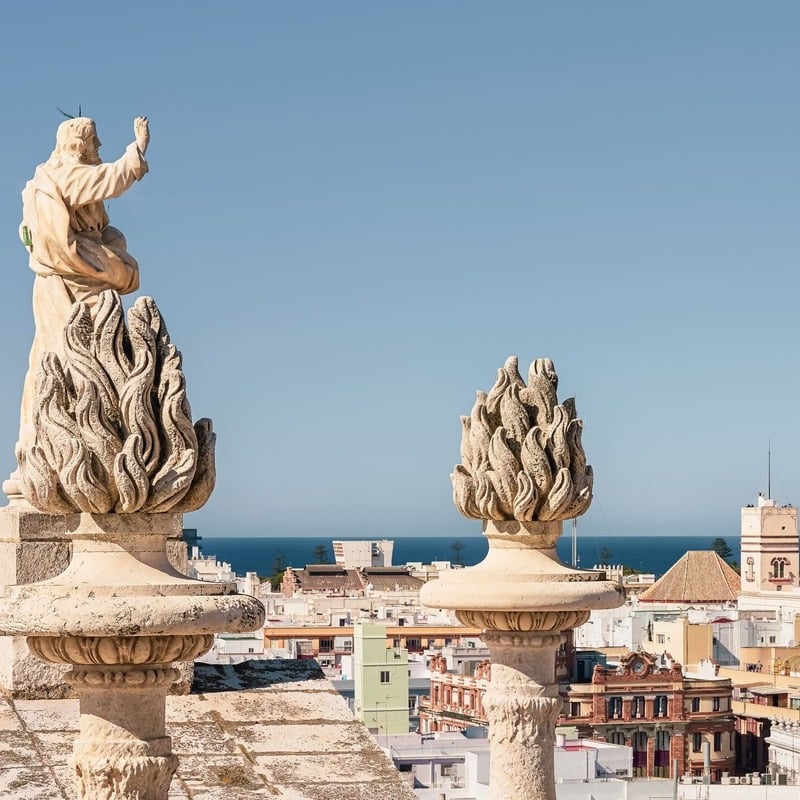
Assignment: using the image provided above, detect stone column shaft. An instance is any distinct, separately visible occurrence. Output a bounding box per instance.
[483,633,563,800]
[70,667,178,800]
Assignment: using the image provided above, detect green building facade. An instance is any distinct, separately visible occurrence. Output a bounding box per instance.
[354,621,410,734]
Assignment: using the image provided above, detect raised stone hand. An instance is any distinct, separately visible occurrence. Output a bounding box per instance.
[134,116,150,155]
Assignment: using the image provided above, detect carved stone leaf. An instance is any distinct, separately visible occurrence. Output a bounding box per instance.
[452,464,480,519]
[59,439,113,514]
[16,445,74,514]
[566,418,587,485]
[468,393,492,473]
[459,416,474,473]
[122,301,161,473]
[73,381,123,489]
[62,303,117,414]
[546,405,571,471]
[519,358,559,427]
[486,356,524,426]
[512,471,538,521]
[172,418,216,513]
[94,290,132,394]
[114,435,149,513]
[519,427,552,501]
[499,383,530,455]
[34,355,79,472]
[487,428,519,516]
[539,467,573,521]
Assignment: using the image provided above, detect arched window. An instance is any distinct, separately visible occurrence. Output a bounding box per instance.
[771,557,790,580]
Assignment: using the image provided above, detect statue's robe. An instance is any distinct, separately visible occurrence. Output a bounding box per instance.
[17,143,148,447]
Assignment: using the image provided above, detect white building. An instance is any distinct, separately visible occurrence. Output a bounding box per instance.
[767,719,800,785]
[333,539,394,568]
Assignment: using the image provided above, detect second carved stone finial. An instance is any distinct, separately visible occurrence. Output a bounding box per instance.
[452,356,592,523]
[17,291,215,514]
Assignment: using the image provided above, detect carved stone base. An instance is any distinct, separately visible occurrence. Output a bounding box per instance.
[62,660,193,799]
[74,755,178,800]
[482,632,564,800]
[420,527,623,800]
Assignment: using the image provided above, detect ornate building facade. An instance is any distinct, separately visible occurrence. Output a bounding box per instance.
[419,649,736,781]
[567,651,735,780]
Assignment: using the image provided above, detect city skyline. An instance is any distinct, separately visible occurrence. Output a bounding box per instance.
[1,4,799,539]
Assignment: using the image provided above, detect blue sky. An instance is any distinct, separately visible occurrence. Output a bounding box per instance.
[0,3,798,539]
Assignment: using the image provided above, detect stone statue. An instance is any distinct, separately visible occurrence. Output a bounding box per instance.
[16,116,150,455]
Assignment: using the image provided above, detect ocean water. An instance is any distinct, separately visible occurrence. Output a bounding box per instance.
[197,534,742,580]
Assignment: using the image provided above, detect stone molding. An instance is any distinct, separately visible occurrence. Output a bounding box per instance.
[68,667,180,688]
[457,610,589,633]
[28,634,213,666]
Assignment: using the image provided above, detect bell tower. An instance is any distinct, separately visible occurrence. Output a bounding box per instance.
[740,494,799,595]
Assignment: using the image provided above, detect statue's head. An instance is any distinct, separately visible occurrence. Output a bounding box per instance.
[52,117,101,165]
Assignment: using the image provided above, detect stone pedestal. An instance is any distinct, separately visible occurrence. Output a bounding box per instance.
[0,505,196,698]
[421,521,623,800]
[0,505,72,697]
[0,512,264,799]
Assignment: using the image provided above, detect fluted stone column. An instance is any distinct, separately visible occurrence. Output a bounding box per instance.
[420,357,624,800]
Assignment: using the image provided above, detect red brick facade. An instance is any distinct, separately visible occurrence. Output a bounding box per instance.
[567,651,736,780]
[419,649,736,781]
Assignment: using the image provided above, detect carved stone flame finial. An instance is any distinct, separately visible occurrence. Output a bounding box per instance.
[452,356,592,523]
[17,290,215,514]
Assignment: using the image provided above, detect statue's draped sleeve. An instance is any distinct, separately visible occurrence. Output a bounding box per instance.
[21,143,147,294]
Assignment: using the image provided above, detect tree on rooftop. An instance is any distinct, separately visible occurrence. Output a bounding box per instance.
[312,544,330,564]
[711,537,733,562]
[269,550,287,591]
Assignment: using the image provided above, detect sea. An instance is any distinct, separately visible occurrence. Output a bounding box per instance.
[196,535,742,580]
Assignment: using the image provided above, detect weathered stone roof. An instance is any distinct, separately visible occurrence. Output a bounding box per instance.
[0,659,417,799]
[637,551,740,604]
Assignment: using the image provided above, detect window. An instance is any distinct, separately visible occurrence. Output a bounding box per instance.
[714,732,722,751]
[380,670,390,684]
[656,634,666,644]
[609,732,625,746]
[632,696,645,717]
[712,696,720,711]
[693,733,702,752]
[407,638,422,651]
[570,702,581,717]
[691,697,700,712]
[339,619,347,627]
[319,638,333,652]
[607,697,622,718]
[771,557,790,580]
[770,636,777,644]
[655,695,668,717]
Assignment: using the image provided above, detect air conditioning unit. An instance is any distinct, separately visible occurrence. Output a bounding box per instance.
[726,777,739,785]
[740,775,751,785]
